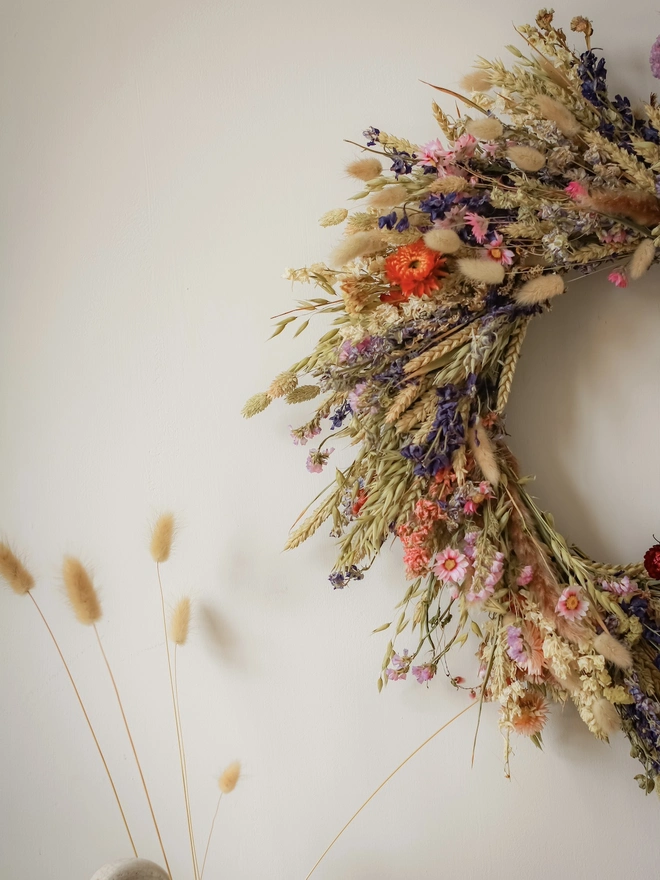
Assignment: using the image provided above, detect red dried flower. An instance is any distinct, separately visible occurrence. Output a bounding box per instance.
[381,240,448,303]
[644,543,660,579]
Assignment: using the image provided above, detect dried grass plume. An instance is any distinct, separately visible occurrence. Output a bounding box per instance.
[592,697,621,738]
[465,117,503,141]
[151,513,175,564]
[513,274,564,306]
[460,70,492,93]
[423,228,462,254]
[468,422,500,486]
[0,543,34,595]
[366,184,407,209]
[329,231,385,269]
[219,760,241,794]
[535,95,581,137]
[593,632,633,670]
[63,557,101,625]
[628,239,656,280]
[457,258,505,285]
[346,157,382,181]
[506,145,546,172]
[169,597,191,646]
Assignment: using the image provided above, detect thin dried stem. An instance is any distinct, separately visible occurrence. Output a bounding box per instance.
[304,702,476,879]
[200,793,223,879]
[28,594,138,858]
[93,625,173,879]
[157,564,199,880]
[174,644,198,878]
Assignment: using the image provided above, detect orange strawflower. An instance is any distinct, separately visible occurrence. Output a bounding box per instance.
[382,241,448,303]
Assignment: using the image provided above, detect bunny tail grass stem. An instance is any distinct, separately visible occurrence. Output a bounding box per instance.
[304,702,476,880]
[27,594,139,858]
[173,645,198,879]
[92,624,173,880]
[157,565,199,880]
[199,793,222,879]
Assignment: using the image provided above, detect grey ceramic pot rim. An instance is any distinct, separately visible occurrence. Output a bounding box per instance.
[90,858,169,880]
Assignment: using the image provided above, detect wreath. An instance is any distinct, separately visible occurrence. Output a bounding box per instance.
[245,10,660,793]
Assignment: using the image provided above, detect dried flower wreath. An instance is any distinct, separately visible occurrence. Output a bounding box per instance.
[246,10,660,792]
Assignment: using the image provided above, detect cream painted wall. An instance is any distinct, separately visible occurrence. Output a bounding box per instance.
[2,2,660,878]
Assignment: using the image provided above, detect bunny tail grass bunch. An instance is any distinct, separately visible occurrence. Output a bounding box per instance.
[247,10,660,794]
[2,519,241,878]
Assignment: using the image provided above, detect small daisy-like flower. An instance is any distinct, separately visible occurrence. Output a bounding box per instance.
[485,233,515,265]
[383,241,448,302]
[464,211,489,243]
[432,547,469,584]
[506,623,544,675]
[556,586,589,621]
[511,692,549,737]
[418,139,445,167]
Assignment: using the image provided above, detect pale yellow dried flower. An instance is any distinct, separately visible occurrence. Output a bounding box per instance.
[0,543,34,595]
[319,208,348,227]
[151,513,175,564]
[218,760,241,794]
[242,392,271,419]
[286,385,320,404]
[63,557,102,626]
[346,158,382,181]
[169,597,191,646]
[570,16,593,39]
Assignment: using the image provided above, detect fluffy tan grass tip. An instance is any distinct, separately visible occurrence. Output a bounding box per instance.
[151,513,175,564]
[465,116,503,141]
[328,231,385,270]
[513,274,564,306]
[460,70,492,93]
[423,228,462,254]
[346,157,382,181]
[628,239,656,281]
[219,760,241,794]
[535,95,581,138]
[63,557,101,625]
[366,184,408,209]
[169,597,191,646]
[593,632,633,670]
[0,543,34,595]
[506,145,546,173]
[457,257,505,285]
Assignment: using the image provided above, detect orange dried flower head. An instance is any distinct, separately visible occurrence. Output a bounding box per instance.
[382,241,448,303]
[511,692,548,737]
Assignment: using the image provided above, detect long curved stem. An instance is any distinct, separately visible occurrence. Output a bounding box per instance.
[304,701,476,880]
[28,594,138,858]
[157,564,199,880]
[93,625,172,879]
[199,793,222,879]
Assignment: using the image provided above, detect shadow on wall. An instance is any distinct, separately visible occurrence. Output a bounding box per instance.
[506,266,660,565]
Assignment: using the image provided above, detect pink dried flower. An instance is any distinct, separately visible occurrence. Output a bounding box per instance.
[433,547,469,584]
[608,270,628,288]
[556,586,589,621]
[306,447,334,473]
[412,664,435,683]
[403,545,431,577]
[565,180,588,199]
[464,211,489,243]
[601,576,637,596]
[418,139,445,167]
[511,693,548,737]
[506,623,544,675]
[517,565,534,586]
[485,233,515,265]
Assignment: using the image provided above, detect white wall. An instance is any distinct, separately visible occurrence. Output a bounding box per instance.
[2,2,660,878]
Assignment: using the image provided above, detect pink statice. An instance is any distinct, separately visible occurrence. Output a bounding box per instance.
[464,211,489,243]
[506,625,526,665]
[412,664,435,683]
[485,233,515,266]
[402,545,431,577]
[387,650,411,680]
[565,180,588,199]
[306,447,334,473]
[433,547,469,584]
[290,424,321,446]
[651,35,660,79]
[608,270,628,288]
[348,382,368,412]
[517,565,534,586]
[450,132,477,161]
[467,551,504,603]
[601,576,637,596]
[601,228,629,245]
[463,531,479,562]
[556,586,589,621]
[506,623,544,675]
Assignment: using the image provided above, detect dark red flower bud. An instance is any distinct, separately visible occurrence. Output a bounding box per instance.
[643,543,660,579]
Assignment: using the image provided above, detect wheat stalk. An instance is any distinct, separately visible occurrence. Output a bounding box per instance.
[496,316,531,412]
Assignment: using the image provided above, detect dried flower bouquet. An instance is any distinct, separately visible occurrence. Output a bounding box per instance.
[247,10,660,792]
